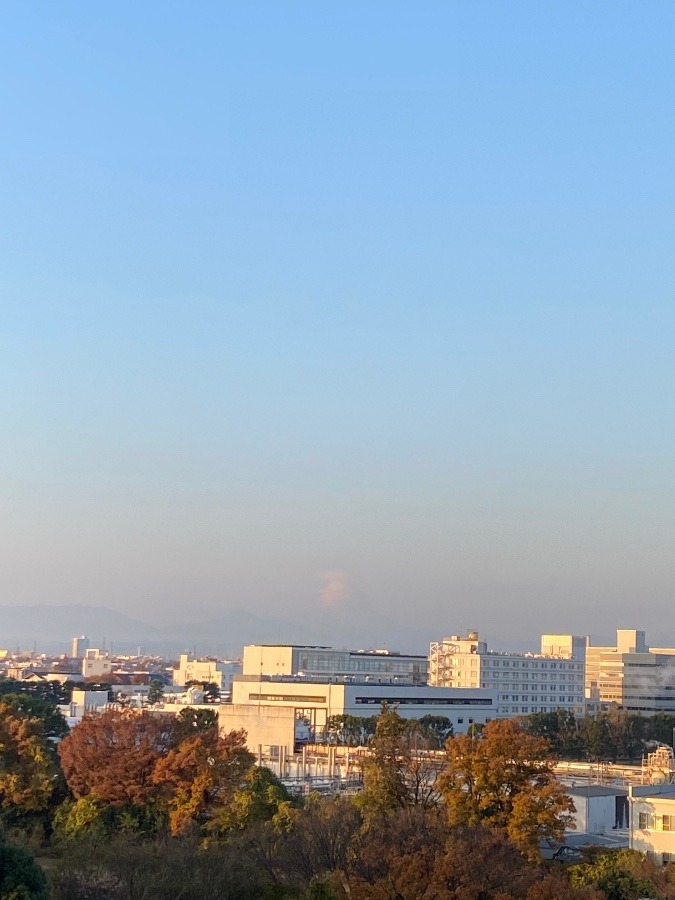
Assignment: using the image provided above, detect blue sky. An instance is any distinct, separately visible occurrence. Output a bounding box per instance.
[2,3,675,649]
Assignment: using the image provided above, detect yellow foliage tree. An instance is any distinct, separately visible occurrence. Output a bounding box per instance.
[0,699,59,820]
[439,718,574,859]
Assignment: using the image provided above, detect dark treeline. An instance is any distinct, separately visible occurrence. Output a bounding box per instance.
[522,709,675,762]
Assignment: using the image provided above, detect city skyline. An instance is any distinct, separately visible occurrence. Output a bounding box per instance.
[4,4,675,646]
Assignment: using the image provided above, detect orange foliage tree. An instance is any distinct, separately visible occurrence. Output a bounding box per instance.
[439,718,574,859]
[57,709,173,806]
[152,727,253,835]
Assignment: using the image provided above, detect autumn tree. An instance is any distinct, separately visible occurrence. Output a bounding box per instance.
[152,727,254,835]
[57,709,173,806]
[205,765,294,838]
[357,706,443,816]
[1,693,69,741]
[0,699,61,825]
[339,814,600,900]
[439,717,574,859]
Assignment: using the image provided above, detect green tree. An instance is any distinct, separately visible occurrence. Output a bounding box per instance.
[439,718,574,859]
[173,707,218,741]
[147,680,165,705]
[569,849,663,899]
[0,834,48,900]
[206,766,294,837]
[416,714,453,748]
[357,705,411,815]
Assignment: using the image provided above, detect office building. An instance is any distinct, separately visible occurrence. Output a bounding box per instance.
[71,635,90,659]
[586,629,675,714]
[242,644,428,684]
[429,630,586,717]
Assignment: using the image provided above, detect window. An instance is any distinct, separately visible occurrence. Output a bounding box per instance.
[639,812,654,830]
[663,815,675,832]
[457,718,463,724]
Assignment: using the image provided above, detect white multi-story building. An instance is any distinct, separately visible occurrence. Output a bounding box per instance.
[586,629,675,714]
[243,644,428,685]
[429,631,586,717]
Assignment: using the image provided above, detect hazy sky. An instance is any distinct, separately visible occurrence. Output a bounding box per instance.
[3,3,675,649]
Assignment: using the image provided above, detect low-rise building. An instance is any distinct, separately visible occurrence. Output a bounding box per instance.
[82,649,112,679]
[231,673,496,738]
[429,631,586,717]
[567,785,629,835]
[630,783,675,863]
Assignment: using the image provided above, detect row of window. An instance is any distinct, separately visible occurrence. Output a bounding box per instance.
[483,661,582,671]
[354,696,493,706]
[483,674,583,682]
[638,813,675,831]
[498,705,577,714]
[499,695,579,703]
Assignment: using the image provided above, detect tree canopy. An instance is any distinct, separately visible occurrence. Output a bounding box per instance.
[439,717,574,859]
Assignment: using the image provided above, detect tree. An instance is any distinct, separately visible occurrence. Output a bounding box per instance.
[205,766,294,838]
[151,728,254,835]
[439,718,574,859]
[173,707,218,741]
[147,680,165,706]
[0,834,48,900]
[416,714,453,748]
[57,709,173,806]
[1,693,69,741]
[569,849,667,900]
[357,705,443,815]
[357,705,412,815]
[0,700,60,825]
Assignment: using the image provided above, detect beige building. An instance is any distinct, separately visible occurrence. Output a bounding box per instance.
[630,784,675,863]
[586,629,675,714]
[82,649,112,679]
[429,631,586,717]
[242,644,428,684]
[172,653,225,689]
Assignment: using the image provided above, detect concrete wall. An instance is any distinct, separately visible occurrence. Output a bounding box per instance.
[218,703,298,755]
[242,646,294,677]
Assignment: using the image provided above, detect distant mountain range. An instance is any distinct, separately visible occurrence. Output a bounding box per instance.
[0,604,311,658]
[0,603,433,658]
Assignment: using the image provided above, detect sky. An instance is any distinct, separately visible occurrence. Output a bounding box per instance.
[2,2,675,651]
